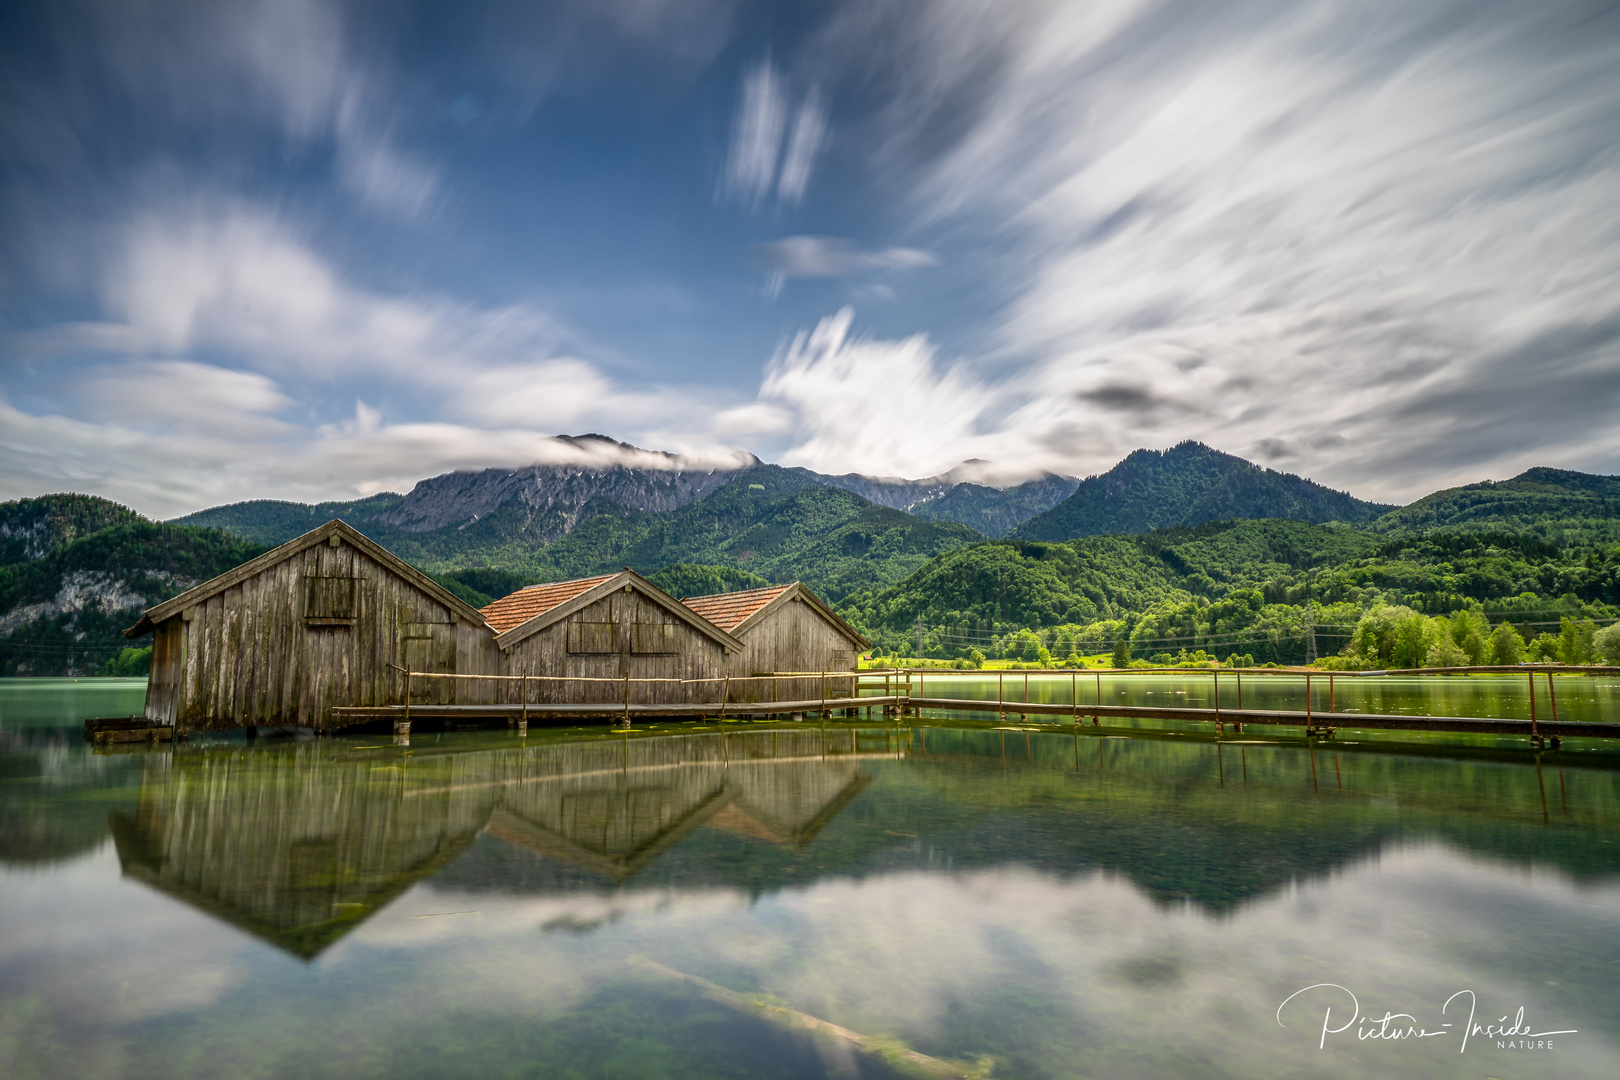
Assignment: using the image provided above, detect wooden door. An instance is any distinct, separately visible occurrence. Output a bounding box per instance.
[402,622,457,704]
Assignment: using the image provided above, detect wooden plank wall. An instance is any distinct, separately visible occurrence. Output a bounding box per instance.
[503,589,727,707]
[724,598,858,703]
[146,538,501,731]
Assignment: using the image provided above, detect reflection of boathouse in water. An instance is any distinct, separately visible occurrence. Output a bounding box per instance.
[109,731,876,958]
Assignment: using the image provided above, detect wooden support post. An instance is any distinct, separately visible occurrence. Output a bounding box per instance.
[819,674,826,719]
[1071,670,1077,722]
[1529,670,1539,738]
[1214,670,1220,727]
[1095,669,1101,726]
[623,673,631,728]
[1305,672,1312,733]
[998,670,1004,718]
[404,670,411,728]
[721,676,731,720]
[521,669,528,729]
[1022,670,1029,721]
[1236,671,1242,709]
[1328,672,1335,714]
[1548,671,1559,724]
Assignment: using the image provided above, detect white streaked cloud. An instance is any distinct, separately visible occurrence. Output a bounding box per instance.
[755,307,1011,479]
[724,60,788,208]
[777,86,829,204]
[722,57,830,209]
[754,235,938,298]
[0,202,755,516]
[797,0,1620,500]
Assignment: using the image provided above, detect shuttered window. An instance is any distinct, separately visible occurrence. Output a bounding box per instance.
[567,620,616,654]
[631,621,676,654]
[305,576,357,626]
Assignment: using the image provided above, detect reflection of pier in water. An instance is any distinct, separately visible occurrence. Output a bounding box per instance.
[109,729,884,958]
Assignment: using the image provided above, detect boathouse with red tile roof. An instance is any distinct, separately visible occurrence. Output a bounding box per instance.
[679,582,869,704]
[480,570,744,706]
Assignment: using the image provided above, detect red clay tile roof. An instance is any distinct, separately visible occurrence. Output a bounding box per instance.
[480,575,616,634]
[680,584,792,633]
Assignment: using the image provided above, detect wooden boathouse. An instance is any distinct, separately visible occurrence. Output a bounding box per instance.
[681,582,869,703]
[123,520,501,733]
[479,570,745,706]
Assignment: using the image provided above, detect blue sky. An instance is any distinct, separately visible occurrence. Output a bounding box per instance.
[2,0,1619,518]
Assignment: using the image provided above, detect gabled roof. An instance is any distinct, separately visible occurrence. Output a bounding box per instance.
[123,519,490,639]
[480,575,616,633]
[485,569,744,653]
[680,582,870,650]
[680,584,792,632]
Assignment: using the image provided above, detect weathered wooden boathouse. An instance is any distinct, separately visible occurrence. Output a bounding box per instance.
[123,520,501,732]
[479,569,745,705]
[681,582,869,703]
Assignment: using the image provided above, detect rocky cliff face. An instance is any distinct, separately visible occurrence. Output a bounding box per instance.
[812,463,1078,516]
[375,437,760,538]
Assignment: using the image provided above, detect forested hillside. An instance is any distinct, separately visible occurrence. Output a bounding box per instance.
[1013,441,1392,540]
[842,519,1620,666]
[1370,467,1620,543]
[0,497,266,676]
[182,466,984,603]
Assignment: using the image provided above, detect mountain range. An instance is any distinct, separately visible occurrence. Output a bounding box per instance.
[3,436,1617,674]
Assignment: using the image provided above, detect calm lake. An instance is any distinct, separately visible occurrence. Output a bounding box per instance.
[3,677,1619,1079]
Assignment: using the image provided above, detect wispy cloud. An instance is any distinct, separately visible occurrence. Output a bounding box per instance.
[802,0,1620,500]
[753,308,1008,479]
[777,87,828,204]
[722,57,829,209]
[754,235,937,297]
[0,200,751,515]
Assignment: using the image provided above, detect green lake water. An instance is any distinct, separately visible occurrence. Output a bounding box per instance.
[3,678,1619,1079]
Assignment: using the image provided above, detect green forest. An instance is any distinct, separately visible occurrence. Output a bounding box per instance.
[840,520,1620,667]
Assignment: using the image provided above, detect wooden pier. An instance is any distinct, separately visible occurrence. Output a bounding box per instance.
[309,663,1620,751]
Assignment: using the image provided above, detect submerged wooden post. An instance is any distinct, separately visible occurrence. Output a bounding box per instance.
[1305,671,1312,731]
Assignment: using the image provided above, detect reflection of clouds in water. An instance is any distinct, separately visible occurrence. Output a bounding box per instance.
[534,845,1612,1072]
[4,841,1618,1076]
[0,845,249,1021]
[352,843,1620,1074]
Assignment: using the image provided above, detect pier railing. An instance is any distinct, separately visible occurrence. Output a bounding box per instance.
[355,663,1615,748]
